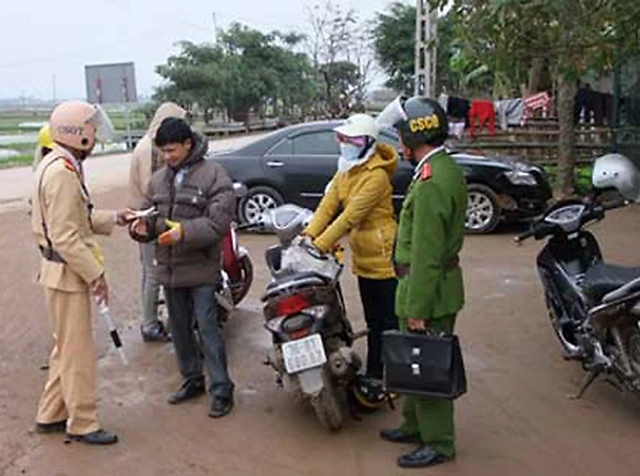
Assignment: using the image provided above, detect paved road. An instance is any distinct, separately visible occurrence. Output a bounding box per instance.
[1,183,639,475]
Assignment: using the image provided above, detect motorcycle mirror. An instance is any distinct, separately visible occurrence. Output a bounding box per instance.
[375,96,408,129]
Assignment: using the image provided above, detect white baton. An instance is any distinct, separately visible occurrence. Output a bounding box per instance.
[96,300,129,366]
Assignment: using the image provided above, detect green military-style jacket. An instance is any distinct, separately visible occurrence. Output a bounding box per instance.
[394,148,467,321]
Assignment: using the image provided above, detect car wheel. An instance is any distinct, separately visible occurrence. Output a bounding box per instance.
[466,183,500,234]
[239,185,284,224]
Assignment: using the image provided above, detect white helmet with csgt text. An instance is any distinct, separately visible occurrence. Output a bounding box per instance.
[49,100,114,151]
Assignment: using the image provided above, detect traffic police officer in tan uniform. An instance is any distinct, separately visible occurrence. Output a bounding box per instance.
[31,100,132,445]
[377,96,467,468]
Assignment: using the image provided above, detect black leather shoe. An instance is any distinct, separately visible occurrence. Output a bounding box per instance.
[397,445,452,469]
[209,396,234,418]
[35,420,67,434]
[168,378,205,405]
[141,322,171,343]
[379,428,422,445]
[66,429,118,445]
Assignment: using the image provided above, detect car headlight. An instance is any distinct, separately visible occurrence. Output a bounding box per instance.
[504,170,538,186]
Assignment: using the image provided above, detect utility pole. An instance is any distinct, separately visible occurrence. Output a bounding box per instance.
[414,0,437,97]
[52,74,56,103]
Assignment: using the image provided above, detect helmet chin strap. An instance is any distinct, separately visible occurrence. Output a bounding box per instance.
[357,137,375,159]
[401,144,417,165]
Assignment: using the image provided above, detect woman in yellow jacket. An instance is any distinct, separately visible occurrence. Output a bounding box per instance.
[304,113,398,403]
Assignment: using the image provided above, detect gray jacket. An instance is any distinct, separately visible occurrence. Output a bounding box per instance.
[143,134,235,288]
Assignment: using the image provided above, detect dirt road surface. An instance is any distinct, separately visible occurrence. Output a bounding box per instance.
[1,151,640,475]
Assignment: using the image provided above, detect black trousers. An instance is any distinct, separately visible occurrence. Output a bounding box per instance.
[357,277,398,379]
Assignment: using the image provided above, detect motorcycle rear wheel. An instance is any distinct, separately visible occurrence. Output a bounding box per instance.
[311,374,344,431]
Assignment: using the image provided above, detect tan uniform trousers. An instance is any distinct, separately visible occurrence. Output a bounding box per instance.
[36,287,100,435]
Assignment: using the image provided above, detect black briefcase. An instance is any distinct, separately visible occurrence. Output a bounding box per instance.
[382,330,467,400]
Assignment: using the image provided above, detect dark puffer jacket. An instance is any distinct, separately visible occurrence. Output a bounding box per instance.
[142,134,235,288]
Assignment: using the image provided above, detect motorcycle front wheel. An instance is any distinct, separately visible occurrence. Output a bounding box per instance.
[627,326,640,395]
[231,254,253,305]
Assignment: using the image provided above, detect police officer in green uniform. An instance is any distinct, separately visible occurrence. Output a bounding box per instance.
[378,96,467,469]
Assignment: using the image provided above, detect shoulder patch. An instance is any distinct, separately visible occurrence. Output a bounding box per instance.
[62,159,76,173]
[420,163,433,181]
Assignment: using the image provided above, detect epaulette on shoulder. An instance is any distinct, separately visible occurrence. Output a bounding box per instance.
[419,162,433,181]
[62,158,76,172]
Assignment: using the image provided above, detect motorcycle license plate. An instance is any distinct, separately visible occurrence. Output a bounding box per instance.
[282,334,327,374]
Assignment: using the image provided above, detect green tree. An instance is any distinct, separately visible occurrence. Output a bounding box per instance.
[373,2,415,94]
[155,24,319,123]
[372,3,473,95]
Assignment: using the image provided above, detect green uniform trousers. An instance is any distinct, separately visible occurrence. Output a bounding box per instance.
[398,314,456,457]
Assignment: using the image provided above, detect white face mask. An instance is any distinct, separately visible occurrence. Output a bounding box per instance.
[337,143,374,173]
[339,143,363,161]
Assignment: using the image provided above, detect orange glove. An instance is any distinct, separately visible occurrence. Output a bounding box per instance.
[158,220,183,246]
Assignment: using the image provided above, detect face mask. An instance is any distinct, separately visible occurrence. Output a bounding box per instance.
[339,143,364,162]
[337,144,374,173]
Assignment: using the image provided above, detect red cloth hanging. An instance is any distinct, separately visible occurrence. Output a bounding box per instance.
[469,100,496,136]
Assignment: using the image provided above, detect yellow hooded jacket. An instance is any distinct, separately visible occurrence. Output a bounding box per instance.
[304,143,398,279]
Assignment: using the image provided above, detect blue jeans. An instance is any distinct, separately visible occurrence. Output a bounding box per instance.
[165,285,234,399]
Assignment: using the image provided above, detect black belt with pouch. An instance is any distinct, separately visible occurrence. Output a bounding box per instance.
[39,245,66,264]
[394,255,459,278]
[382,329,467,400]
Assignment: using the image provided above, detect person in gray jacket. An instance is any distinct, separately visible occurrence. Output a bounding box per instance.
[130,117,236,418]
[129,102,187,342]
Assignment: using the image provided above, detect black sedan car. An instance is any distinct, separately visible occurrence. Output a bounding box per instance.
[210,121,552,233]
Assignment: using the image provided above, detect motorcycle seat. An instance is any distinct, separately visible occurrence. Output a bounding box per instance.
[263,271,329,300]
[582,264,640,303]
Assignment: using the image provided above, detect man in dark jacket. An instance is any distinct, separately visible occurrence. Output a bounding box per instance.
[133,117,235,418]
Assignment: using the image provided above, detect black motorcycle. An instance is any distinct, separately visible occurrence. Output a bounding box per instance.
[516,192,640,399]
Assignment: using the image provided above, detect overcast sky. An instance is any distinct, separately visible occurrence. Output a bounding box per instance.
[0,0,404,101]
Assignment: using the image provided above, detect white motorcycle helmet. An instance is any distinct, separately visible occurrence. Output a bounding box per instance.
[592,153,640,202]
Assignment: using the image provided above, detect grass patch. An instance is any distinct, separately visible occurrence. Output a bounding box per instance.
[0,154,33,169]
[0,109,148,134]
[1,142,36,152]
[0,113,49,133]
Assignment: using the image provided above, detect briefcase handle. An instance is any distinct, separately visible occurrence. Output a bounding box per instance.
[407,328,451,338]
